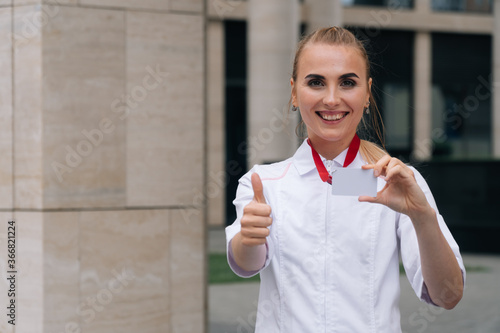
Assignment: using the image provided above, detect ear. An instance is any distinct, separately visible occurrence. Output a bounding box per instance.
[367,77,373,105]
[290,78,297,105]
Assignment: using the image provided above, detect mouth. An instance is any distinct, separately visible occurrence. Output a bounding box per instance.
[316,111,349,122]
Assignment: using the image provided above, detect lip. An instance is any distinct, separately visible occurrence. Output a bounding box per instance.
[316,111,349,124]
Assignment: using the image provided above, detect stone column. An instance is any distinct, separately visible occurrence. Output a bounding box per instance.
[0,10,15,332]
[248,0,300,166]
[493,0,500,157]
[415,0,431,13]
[207,20,226,226]
[0,2,205,333]
[412,31,433,161]
[305,0,343,32]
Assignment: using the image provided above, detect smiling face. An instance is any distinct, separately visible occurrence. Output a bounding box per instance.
[291,43,372,158]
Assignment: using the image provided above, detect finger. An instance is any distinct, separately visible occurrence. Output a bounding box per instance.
[385,158,414,180]
[251,173,267,204]
[385,164,413,184]
[358,184,389,204]
[362,164,374,170]
[241,225,271,239]
[358,194,379,203]
[244,202,272,217]
[358,195,372,202]
[241,214,273,228]
[386,157,403,171]
[373,154,391,177]
[241,236,268,247]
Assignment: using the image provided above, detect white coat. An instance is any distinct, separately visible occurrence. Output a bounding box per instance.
[226,139,465,332]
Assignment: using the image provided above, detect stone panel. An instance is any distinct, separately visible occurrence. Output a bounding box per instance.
[13,0,78,4]
[79,210,170,333]
[13,5,43,209]
[170,209,205,333]
[44,212,80,333]
[207,21,225,226]
[46,0,78,4]
[248,0,299,166]
[0,8,13,209]
[13,0,40,5]
[79,0,169,11]
[14,212,44,333]
[0,212,16,333]
[126,11,204,207]
[169,0,202,13]
[42,5,126,208]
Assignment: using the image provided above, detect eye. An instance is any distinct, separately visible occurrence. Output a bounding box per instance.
[341,79,356,87]
[308,79,324,87]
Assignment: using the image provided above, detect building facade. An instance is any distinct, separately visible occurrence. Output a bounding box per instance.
[0,1,498,333]
[0,1,205,332]
[207,0,500,252]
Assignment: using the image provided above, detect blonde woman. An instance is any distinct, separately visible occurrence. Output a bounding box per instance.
[226,27,464,332]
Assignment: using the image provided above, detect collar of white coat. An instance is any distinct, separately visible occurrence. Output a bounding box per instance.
[293,138,360,176]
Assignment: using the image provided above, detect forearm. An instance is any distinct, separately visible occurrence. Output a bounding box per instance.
[410,208,464,309]
[231,232,267,272]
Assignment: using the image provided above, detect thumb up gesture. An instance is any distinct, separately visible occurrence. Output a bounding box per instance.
[240,173,273,247]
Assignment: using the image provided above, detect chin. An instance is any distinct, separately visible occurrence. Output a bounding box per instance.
[317,130,348,142]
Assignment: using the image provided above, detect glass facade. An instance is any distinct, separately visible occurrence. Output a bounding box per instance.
[224,20,248,225]
[341,0,493,13]
[348,28,414,159]
[431,0,493,13]
[342,0,413,8]
[431,33,492,159]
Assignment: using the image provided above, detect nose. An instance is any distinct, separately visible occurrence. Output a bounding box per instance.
[323,86,340,108]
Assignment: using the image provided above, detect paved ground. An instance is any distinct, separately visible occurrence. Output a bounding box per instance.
[208,227,500,333]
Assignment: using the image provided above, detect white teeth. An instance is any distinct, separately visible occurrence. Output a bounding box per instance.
[320,113,347,121]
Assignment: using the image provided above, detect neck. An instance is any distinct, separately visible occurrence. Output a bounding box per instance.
[308,134,355,160]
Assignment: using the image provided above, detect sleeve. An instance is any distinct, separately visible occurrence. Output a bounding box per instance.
[225,166,275,278]
[398,167,466,305]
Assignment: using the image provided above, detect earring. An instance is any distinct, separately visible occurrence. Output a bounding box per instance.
[292,105,299,112]
[364,102,370,115]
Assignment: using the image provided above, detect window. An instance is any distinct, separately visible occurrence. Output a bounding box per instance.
[225,20,248,225]
[349,28,414,159]
[431,0,493,13]
[342,0,413,8]
[431,33,492,159]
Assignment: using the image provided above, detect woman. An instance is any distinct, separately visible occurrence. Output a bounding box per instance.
[226,27,464,332]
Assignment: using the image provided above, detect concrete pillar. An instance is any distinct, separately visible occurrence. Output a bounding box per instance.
[248,0,300,166]
[207,20,226,226]
[412,31,433,161]
[493,0,500,157]
[415,0,431,13]
[305,0,343,32]
[0,2,205,332]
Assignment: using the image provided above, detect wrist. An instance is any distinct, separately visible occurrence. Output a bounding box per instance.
[232,234,267,272]
[408,205,436,227]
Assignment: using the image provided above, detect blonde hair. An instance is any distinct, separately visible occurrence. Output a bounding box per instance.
[291,26,388,164]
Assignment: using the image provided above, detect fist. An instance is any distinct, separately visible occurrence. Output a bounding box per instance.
[240,173,273,247]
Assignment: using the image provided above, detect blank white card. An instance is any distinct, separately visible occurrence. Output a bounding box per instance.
[330,168,378,197]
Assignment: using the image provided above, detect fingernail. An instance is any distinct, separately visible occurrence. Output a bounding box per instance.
[374,170,380,177]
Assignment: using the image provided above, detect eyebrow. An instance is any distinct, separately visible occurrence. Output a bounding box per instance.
[339,72,359,80]
[304,73,360,80]
[304,74,325,80]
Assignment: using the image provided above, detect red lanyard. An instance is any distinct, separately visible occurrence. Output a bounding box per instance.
[307,134,360,184]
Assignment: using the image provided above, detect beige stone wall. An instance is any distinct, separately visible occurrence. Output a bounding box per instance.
[206,20,225,227]
[0,1,205,332]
